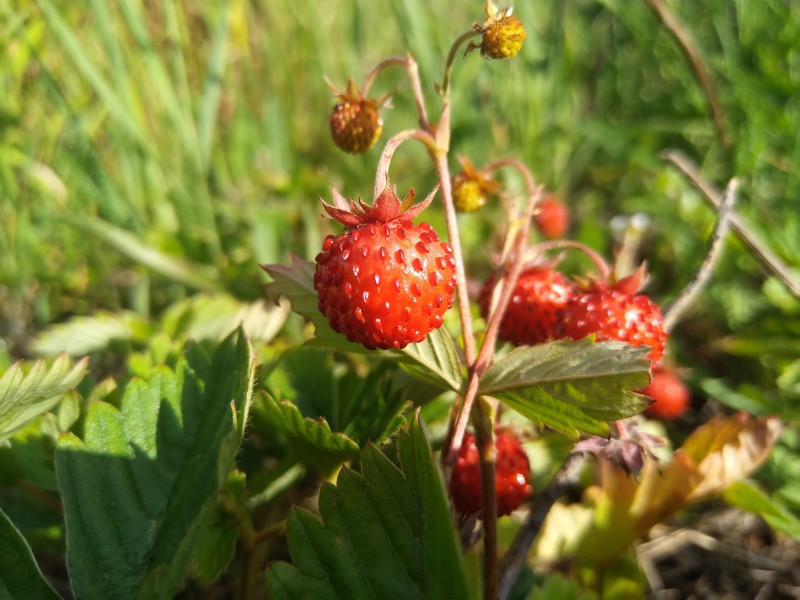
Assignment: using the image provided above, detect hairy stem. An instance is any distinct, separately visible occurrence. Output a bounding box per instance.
[361,56,409,97]
[441,29,482,99]
[444,160,541,472]
[474,399,498,600]
[529,239,612,280]
[373,129,438,198]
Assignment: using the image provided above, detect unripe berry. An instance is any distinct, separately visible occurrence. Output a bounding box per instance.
[481,13,526,59]
[451,157,501,213]
[326,77,388,154]
[330,100,382,154]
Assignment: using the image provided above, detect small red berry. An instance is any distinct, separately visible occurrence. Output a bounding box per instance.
[450,431,532,517]
[642,367,690,420]
[314,183,457,350]
[557,267,667,362]
[479,266,576,346]
[534,196,570,239]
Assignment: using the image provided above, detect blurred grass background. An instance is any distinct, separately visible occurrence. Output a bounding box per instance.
[1,0,799,424]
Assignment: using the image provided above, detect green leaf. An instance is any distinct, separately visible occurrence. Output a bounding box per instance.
[0,506,60,600]
[31,311,150,357]
[395,327,463,392]
[266,413,472,600]
[724,480,800,540]
[256,392,360,474]
[478,340,651,437]
[56,329,255,600]
[0,355,88,442]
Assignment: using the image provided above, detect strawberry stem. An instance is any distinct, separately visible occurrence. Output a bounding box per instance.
[473,399,499,600]
[441,29,482,99]
[373,129,438,199]
[529,239,613,281]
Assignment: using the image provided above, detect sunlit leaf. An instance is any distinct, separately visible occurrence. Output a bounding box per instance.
[0,355,88,441]
[479,340,651,437]
[31,311,150,357]
[56,329,255,599]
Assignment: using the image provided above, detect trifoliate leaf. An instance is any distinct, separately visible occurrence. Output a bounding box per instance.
[478,339,651,437]
[56,329,255,600]
[0,355,88,442]
[266,413,473,600]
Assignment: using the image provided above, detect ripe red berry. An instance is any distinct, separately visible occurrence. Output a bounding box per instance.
[557,268,667,362]
[534,196,570,239]
[642,367,690,420]
[314,184,456,350]
[450,431,532,517]
[479,266,576,346]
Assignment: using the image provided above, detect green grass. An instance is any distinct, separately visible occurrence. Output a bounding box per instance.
[1,0,798,415]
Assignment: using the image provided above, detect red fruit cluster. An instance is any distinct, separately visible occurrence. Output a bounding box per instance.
[479,266,576,346]
[314,185,456,350]
[557,273,666,362]
[642,367,690,420]
[450,431,532,517]
[480,265,667,363]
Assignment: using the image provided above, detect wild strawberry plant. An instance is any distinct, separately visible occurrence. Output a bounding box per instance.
[0,2,794,599]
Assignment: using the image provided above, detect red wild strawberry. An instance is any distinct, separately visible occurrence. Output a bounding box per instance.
[450,430,532,517]
[313,183,457,350]
[557,266,667,362]
[534,195,570,239]
[479,266,576,346]
[642,367,690,420]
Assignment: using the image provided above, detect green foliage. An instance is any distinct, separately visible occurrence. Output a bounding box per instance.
[55,329,254,599]
[479,340,651,437]
[2,0,799,596]
[0,506,60,600]
[266,414,473,600]
[0,354,87,441]
[257,392,361,474]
